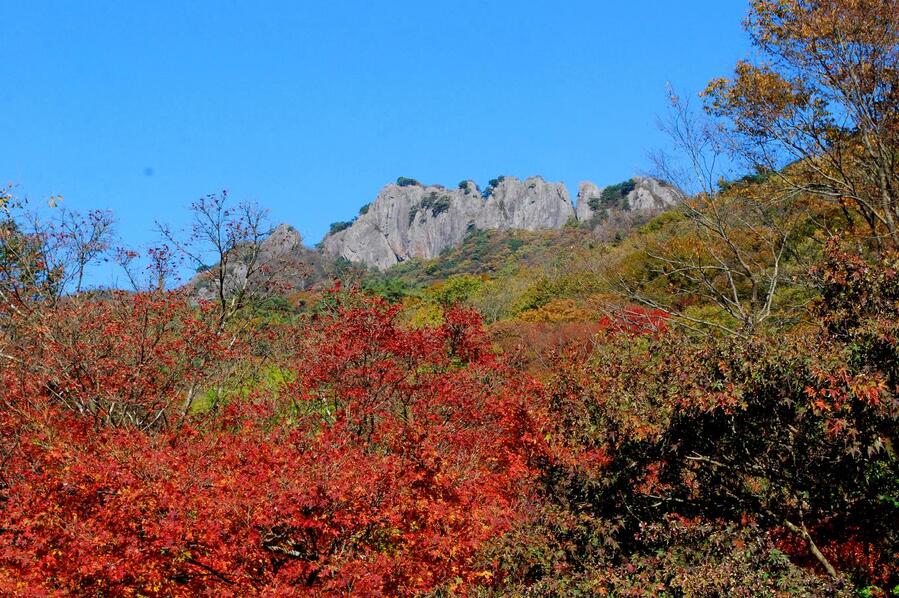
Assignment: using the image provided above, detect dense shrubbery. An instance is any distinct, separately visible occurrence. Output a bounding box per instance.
[2,231,896,594]
[3,203,899,596]
[0,284,546,594]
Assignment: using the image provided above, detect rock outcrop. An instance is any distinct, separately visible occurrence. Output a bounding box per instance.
[575,182,603,222]
[321,180,484,271]
[475,177,575,231]
[262,223,303,258]
[628,176,682,210]
[574,176,681,225]
[322,175,680,270]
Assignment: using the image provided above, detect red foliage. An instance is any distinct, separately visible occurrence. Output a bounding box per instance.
[773,524,898,585]
[2,291,226,429]
[0,293,548,595]
[491,305,668,375]
[2,246,896,594]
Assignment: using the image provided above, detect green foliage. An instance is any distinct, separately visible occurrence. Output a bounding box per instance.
[512,271,603,315]
[420,191,451,217]
[408,192,452,225]
[592,178,636,211]
[247,294,298,320]
[329,220,354,235]
[361,276,411,302]
[718,168,774,192]
[357,226,614,325]
[581,179,638,227]
[639,208,686,234]
[484,175,506,197]
[358,202,370,215]
[426,274,484,307]
[487,176,505,189]
[333,255,356,277]
[396,176,420,187]
[506,238,525,252]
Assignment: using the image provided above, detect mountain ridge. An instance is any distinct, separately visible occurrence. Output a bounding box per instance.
[320,175,680,270]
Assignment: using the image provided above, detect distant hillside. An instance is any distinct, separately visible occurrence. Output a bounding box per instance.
[187,174,680,298]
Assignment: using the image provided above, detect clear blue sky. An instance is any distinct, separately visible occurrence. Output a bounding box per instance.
[2,1,750,258]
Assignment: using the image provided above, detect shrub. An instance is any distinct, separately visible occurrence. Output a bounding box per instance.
[328,220,354,235]
[426,274,484,307]
[396,176,420,187]
[0,292,544,595]
[483,176,506,198]
[592,179,636,211]
[718,168,774,192]
[408,193,451,225]
[361,276,410,302]
[524,250,899,592]
[431,196,450,216]
[420,192,451,217]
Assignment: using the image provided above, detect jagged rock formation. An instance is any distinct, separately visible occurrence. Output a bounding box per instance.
[321,175,680,270]
[475,177,575,231]
[575,182,603,222]
[574,176,681,225]
[630,176,682,210]
[321,180,484,271]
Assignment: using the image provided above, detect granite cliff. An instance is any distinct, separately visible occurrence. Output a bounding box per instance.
[321,175,679,270]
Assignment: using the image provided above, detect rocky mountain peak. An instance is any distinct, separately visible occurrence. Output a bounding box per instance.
[321,175,679,270]
[262,223,302,258]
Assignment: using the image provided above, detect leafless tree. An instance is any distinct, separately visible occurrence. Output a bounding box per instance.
[158,190,303,330]
[157,191,310,416]
[0,194,114,316]
[615,90,804,337]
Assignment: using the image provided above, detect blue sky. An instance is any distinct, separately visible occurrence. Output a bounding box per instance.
[2,0,750,266]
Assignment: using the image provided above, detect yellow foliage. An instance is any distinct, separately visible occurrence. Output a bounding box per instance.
[400,298,444,329]
[517,298,593,323]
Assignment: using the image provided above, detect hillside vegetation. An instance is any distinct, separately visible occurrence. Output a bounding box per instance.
[2,1,899,595]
